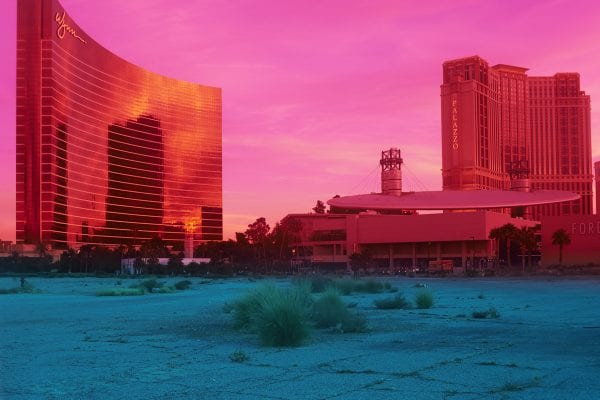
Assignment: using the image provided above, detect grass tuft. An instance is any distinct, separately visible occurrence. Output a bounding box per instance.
[355,279,385,294]
[0,281,37,294]
[230,350,250,363]
[157,286,175,294]
[312,288,368,333]
[312,288,346,328]
[333,278,357,295]
[140,279,164,292]
[256,289,309,347]
[415,289,434,309]
[0,287,23,294]
[307,275,333,293]
[230,284,311,347]
[128,279,172,293]
[229,282,369,347]
[296,277,394,296]
[96,288,145,296]
[231,285,279,330]
[174,280,192,290]
[472,307,500,319]
[374,293,412,309]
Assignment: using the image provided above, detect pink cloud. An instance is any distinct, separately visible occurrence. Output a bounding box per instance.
[1,0,599,241]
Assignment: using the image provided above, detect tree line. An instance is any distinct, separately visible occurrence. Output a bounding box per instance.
[489,224,571,270]
[0,216,304,275]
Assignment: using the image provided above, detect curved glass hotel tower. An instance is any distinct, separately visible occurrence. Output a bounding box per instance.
[17,0,222,249]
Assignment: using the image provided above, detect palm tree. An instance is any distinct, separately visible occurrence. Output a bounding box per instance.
[551,228,571,265]
[489,223,518,268]
[516,226,537,272]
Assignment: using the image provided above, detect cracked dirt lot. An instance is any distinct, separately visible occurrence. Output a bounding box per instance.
[1,276,599,399]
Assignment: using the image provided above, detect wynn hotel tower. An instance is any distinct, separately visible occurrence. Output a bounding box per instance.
[441,56,592,219]
[17,0,223,250]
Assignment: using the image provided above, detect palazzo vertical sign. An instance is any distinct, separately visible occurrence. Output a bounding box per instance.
[451,94,459,150]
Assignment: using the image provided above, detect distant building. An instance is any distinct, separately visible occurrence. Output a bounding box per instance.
[286,211,536,271]
[541,215,600,266]
[0,241,15,255]
[441,56,592,219]
[288,148,576,271]
[16,0,222,250]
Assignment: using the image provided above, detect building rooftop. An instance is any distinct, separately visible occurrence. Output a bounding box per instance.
[327,190,580,211]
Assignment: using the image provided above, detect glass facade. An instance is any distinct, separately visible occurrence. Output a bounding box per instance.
[17,0,222,249]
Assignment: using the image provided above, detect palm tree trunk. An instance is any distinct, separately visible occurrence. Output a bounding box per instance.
[559,244,563,265]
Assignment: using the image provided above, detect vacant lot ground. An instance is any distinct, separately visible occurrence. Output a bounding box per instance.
[1,276,599,399]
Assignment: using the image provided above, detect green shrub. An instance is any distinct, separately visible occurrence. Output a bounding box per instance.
[0,280,37,294]
[355,279,384,294]
[289,280,314,311]
[230,350,249,363]
[20,281,36,292]
[415,290,434,309]
[230,284,312,346]
[0,287,21,294]
[312,288,346,328]
[231,285,279,330]
[472,307,500,319]
[96,288,145,296]
[333,278,357,295]
[291,279,313,302]
[140,279,164,293]
[338,311,368,333]
[256,289,309,347]
[127,279,172,293]
[174,280,192,290]
[158,286,175,293]
[309,275,333,293]
[312,288,368,333]
[374,293,412,309]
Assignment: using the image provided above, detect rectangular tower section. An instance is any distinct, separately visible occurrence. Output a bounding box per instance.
[528,74,592,218]
[441,56,504,191]
[441,56,592,220]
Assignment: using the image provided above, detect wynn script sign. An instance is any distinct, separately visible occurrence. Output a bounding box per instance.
[55,12,86,44]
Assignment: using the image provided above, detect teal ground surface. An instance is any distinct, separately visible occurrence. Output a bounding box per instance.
[1,276,599,399]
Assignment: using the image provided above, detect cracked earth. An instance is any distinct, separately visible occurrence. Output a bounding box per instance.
[1,276,599,399]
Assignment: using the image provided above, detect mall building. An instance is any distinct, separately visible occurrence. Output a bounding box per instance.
[17,0,222,252]
[286,148,580,271]
[285,56,596,271]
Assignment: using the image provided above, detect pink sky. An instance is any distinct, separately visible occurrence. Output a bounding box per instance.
[1,0,600,241]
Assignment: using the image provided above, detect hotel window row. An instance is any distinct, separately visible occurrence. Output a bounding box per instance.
[17,0,223,250]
